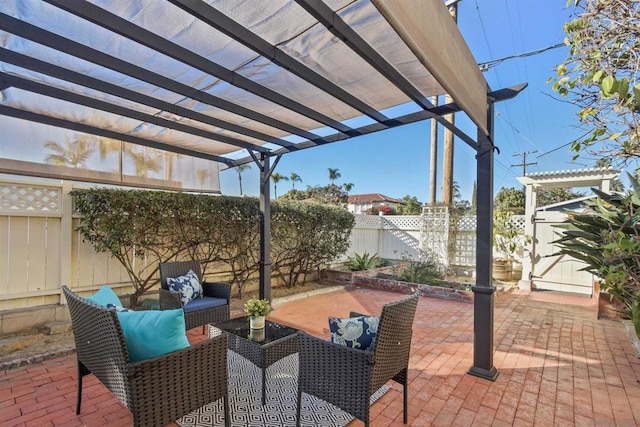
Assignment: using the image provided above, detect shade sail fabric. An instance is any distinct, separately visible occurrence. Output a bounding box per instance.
[0,0,488,173]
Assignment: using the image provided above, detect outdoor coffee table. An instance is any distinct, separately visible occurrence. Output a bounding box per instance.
[210,317,298,405]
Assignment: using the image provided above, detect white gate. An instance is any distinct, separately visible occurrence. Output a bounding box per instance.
[531,210,594,295]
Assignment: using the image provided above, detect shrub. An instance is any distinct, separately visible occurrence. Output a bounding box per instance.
[393,250,445,284]
[271,200,355,287]
[72,189,354,305]
[347,252,379,271]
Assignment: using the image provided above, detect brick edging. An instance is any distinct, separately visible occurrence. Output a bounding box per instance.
[1,347,76,372]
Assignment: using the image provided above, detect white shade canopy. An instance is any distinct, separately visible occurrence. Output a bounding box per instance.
[0,0,498,173]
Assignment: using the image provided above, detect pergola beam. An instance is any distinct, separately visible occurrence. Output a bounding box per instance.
[0,12,326,143]
[297,0,478,148]
[0,48,295,149]
[1,73,270,154]
[45,0,356,137]
[0,105,235,166]
[168,0,392,130]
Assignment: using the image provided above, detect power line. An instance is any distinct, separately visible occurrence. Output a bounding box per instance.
[495,112,540,151]
[479,43,565,71]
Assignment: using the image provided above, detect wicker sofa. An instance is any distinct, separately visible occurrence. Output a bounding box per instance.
[62,285,230,427]
[159,260,231,333]
[296,291,420,427]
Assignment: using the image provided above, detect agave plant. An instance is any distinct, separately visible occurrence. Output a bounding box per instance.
[347,251,379,271]
[553,173,640,337]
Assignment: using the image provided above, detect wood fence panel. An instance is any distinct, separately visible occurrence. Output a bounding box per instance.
[44,217,62,292]
[7,217,29,296]
[26,217,47,293]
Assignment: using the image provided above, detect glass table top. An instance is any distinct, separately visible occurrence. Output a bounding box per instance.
[212,317,298,345]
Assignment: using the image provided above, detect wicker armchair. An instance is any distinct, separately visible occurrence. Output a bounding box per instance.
[62,286,230,427]
[159,260,231,333]
[296,291,420,427]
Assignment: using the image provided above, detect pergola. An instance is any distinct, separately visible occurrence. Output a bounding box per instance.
[0,0,525,380]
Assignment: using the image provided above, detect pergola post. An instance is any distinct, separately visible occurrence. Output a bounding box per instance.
[258,153,272,302]
[468,100,499,381]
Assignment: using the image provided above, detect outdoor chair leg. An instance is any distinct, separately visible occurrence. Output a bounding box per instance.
[296,389,302,427]
[403,379,408,424]
[202,324,206,335]
[76,361,89,415]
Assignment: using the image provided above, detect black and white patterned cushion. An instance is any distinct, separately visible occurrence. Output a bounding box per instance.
[329,315,380,351]
[166,269,203,305]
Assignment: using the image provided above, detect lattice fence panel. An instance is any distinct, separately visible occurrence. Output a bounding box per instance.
[511,215,525,232]
[354,214,381,229]
[0,183,62,215]
[452,231,476,266]
[382,215,422,230]
[457,215,477,231]
[421,207,450,266]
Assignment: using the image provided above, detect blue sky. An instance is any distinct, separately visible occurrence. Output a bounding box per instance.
[220,0,581,202]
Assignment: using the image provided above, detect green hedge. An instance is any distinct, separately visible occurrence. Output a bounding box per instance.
[72,189,354,306]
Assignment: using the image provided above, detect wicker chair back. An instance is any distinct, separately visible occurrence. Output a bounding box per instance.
[159,260,203,290]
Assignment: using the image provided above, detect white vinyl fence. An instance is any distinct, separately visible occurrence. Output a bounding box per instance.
[0,179,140,311]
[346,210,525,271]
[1,177,526,310]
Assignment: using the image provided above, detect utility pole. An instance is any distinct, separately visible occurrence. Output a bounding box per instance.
[428,95,438,206]
[512,150,538,177]
[441,1,458,207]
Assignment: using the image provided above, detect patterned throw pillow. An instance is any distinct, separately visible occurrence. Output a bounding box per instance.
[329,315,380,351]
[106,303,133,312]
[166,270,203,305]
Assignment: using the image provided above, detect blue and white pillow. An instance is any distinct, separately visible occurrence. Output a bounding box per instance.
[329,315,380,351]
[166,270,203,305]
[106,303,133,312]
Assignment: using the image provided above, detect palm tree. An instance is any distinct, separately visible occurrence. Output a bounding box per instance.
[196,168,210,189]
[236,164,251,196]
[43,135,97,168]
[271,172,288,198]
[343,182,354,192]
[328,168,341,184]
[124,146,162,177]
[290,172,302,190]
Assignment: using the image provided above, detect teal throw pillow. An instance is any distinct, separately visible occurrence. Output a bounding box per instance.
[117,309,190,362]
[329,315,380,351]
[86,285,122,308]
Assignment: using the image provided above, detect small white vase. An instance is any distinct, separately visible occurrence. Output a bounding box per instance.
[250,315,265,329]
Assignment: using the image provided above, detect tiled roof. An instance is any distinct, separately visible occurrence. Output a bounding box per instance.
[348,193,405,204]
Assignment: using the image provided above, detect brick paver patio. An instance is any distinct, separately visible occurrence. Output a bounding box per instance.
[1,287,639,426]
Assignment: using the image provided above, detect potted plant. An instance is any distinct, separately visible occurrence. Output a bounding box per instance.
[492,210,527,281]
[244,297,272,329]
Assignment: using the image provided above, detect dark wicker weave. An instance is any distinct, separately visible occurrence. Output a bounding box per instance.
[159,260,231,332]
[62,286,230,427]
[211,318,298,405]
[296,291,420,427]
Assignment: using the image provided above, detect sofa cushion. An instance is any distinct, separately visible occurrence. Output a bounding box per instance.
[117,309,190,362]
[86,285,122,308]
[183,296,227,313]
[166,270,203,305]
[329,315,379,351]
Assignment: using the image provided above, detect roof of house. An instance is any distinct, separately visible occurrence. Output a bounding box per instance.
[348,193,405,204]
